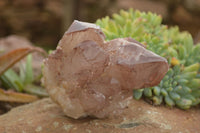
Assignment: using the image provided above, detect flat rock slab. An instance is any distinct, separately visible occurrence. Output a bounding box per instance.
[0,98,199,133]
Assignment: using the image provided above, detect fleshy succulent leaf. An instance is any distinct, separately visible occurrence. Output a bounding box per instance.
[96,9,200,109]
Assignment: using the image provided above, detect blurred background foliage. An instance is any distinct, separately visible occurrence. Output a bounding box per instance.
[0,0,200,49]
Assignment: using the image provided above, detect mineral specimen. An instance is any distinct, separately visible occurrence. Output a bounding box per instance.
[43,20,168,119]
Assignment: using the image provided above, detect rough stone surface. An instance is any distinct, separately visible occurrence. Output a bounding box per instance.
[0,98,199,133]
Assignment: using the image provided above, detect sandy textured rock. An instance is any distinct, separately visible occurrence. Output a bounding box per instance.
[43,20,168,119]
[0,98,199,133]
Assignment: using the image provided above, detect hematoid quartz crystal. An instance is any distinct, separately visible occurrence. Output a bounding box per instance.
[43,20,169,119]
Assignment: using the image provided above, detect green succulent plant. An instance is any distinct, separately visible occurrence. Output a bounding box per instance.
[96,9,200,109]
[0,54,47,97]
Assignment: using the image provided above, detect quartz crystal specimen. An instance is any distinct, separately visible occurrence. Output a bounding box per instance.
[43,20,169,119]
